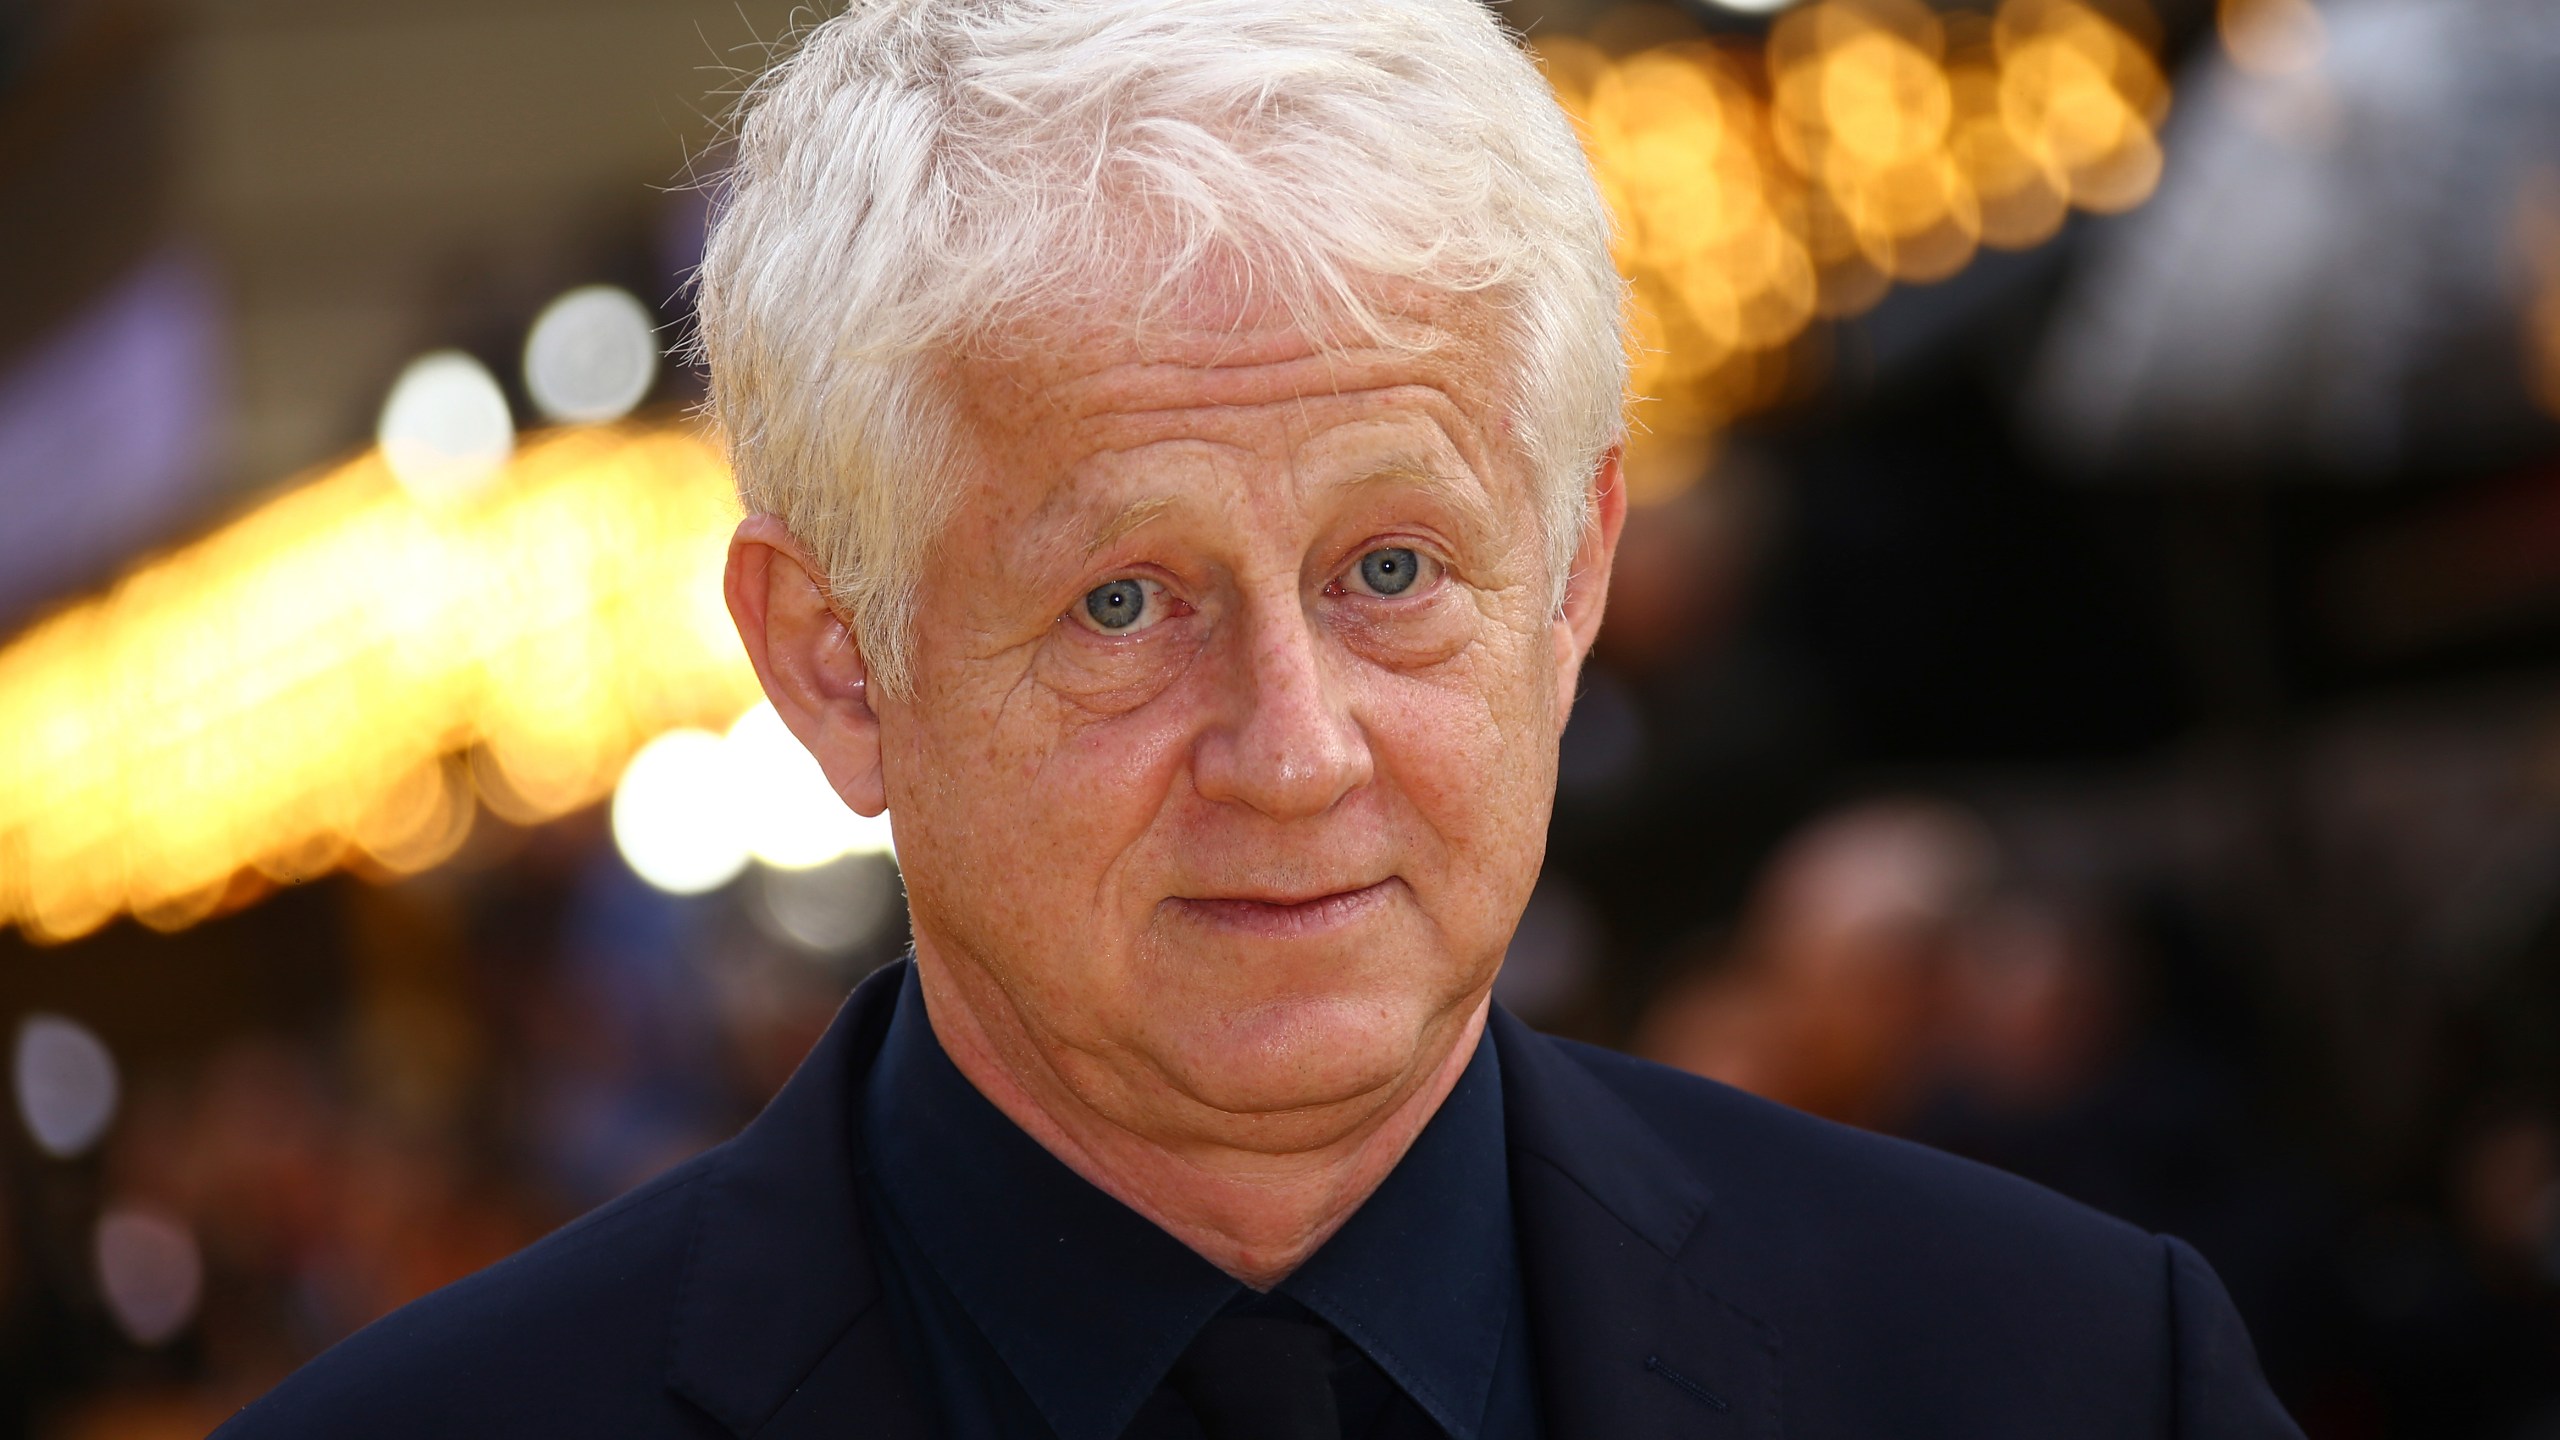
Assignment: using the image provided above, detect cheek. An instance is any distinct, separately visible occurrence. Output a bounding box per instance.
[889,669,1200,951]
[1362,644,1558,931]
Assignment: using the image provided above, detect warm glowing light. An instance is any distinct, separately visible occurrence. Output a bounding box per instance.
[377,351,515,504]
[2522,182,2560,422]
[611,728,751,896]
[2531,284,2560,420]
[524,286,661,425]
[0,425,760,941]
[1548,0,2169,445]
[605,702,896,897]
[721,702,896,869]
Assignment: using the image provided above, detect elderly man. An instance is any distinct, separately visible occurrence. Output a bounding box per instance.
[219,1,2301,1436]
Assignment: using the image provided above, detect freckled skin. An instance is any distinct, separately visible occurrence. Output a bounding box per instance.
[726,297,1625,1285]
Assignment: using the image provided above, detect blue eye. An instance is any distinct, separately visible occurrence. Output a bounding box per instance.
[1082,578,1151,630]
[1356,547,1422,596]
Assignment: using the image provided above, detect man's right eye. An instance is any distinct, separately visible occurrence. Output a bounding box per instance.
[1076,577,1166,633]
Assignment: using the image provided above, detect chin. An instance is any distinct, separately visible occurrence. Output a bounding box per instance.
[1142,978,1475,1136]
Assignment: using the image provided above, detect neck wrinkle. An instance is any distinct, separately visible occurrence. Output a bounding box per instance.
[909,943,1490,1288]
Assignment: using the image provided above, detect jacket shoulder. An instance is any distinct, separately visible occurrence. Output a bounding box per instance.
[1556,1035,2160,1250]
[1543,1038,2299,1432]
[213,1149,728,1439]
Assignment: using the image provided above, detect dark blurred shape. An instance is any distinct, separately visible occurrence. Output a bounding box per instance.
[1496,874,1605,1028]
[0,2,206,632]
[1636,797,1996,1129]
[0,1,174,365]
[0,250,225,629]
[2033,0,2560,478]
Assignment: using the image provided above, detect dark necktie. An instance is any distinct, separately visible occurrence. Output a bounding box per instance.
[1160,1314,1343,1440]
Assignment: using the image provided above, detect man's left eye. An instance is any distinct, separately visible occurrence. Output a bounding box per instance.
[1346,547,1431,597]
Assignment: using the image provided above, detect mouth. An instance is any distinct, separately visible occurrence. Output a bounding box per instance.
[1164,878,1402,938]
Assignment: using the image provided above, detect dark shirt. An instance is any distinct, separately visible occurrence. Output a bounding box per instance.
[858,966,1540,1440]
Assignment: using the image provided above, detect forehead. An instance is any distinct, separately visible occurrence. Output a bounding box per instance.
[948,279,1515,460]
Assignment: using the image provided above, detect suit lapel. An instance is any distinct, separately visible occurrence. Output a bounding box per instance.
[1494,1008,1783,1438]
[666,963,932,1439]
[744,1299,931,1440]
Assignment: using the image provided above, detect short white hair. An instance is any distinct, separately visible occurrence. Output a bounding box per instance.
[696,0,1627,695]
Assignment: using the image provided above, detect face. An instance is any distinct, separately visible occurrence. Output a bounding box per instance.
[742,294,1620,1157]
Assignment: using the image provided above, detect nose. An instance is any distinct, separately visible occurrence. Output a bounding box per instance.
[1191,588,1374,821]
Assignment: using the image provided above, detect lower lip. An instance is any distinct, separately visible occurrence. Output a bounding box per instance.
[1167,879,1400,938]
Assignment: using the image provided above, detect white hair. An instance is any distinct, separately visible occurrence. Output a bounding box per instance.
[695,0,1627,695]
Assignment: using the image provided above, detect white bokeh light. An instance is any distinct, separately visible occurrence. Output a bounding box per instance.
[1700,0,1797,11]
[378,350,515,503]
[94,1206,203,1347]
[13,1014,118,1159]
[611,728,750,894]
[751,853,899,956]
[523,285,659,424]
[722,702,895,868]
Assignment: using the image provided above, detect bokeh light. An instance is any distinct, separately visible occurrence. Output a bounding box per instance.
[722,701,896,870]
[0,425,760,941]
[12,1014,119,1159]
[750,852,901,957]
[606,702,898,896]
[523,285,661,425]
[609,727,750,896]
[92,1206,204,1348]
[1541,0,2172,482]
[376,351,515,504]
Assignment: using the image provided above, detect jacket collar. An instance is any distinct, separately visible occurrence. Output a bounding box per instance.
[1492,1006,1785,1437]
[667,961,930,1439]
[664,967,1784,1439]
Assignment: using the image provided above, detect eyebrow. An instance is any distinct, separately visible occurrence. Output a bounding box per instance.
[1082,495,1181,556]
[1046,453,1499,572]
[1345,458,1500,541]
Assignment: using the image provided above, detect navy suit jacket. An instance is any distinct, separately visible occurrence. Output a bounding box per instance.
[217,961,2304,1437]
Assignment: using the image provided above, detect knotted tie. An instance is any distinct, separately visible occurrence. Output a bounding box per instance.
[1160,1313,1344,1440]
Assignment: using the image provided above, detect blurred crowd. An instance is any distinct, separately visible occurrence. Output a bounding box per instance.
[1627,796,2560,1433]
[3,822,912,1438]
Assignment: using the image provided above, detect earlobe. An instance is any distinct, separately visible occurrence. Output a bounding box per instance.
[724,515,890,816]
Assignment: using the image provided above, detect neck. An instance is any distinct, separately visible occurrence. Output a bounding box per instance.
[910,948,1489,1289]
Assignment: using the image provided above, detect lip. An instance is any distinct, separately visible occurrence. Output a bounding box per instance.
[1164,877,1401,938]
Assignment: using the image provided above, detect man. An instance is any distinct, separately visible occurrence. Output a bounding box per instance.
[219,1,2304,1435]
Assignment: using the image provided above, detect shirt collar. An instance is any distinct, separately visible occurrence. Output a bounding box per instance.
[863,963,1518,1440]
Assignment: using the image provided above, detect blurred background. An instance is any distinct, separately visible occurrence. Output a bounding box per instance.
[1,0,2556,1432]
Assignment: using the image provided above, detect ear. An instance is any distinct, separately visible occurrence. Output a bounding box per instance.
[725,515,887,816]
[1553,445,1628,720]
